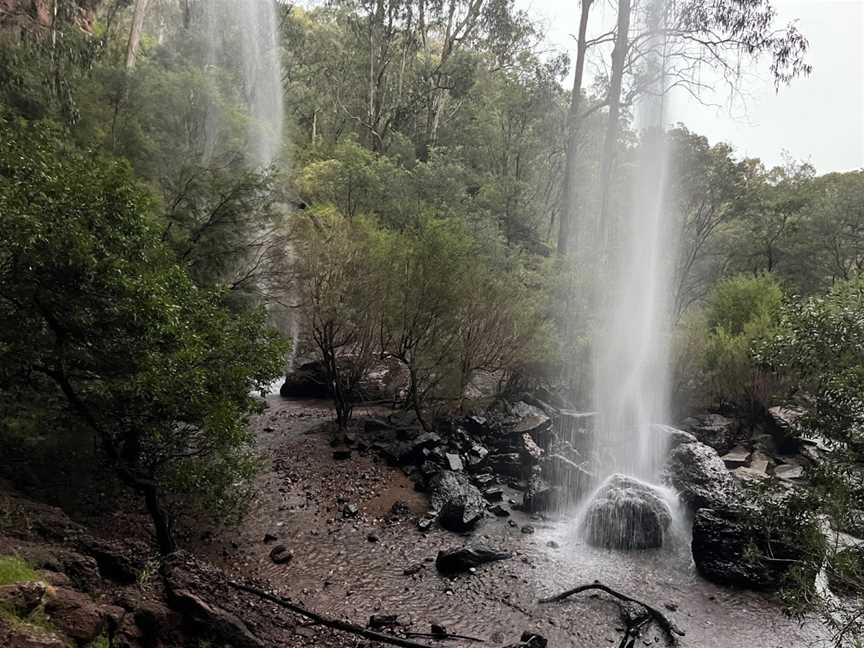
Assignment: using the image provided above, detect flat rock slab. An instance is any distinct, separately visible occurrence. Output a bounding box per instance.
[720,446,751,469]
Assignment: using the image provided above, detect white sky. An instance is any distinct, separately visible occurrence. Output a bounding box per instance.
[519,0,864,173]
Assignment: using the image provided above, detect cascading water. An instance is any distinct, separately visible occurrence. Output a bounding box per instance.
[201,0,284,168]
[199,0,297,387]
[570,0,682,549]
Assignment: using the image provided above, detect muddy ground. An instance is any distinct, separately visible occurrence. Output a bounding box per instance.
[192,396,830,648]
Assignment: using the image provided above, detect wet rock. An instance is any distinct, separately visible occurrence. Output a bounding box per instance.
[482,487,504,503]
[521,525,535,534]
[748,451,773,475]
[429,471,487,532]
[402,563,425,576]
[473,473,496,487]
[680,414,739,454]
[546,540,559,549]
[445,453,464,471]
[489,504,510,517]
[342,503,359,518]
[509,401,552,436]
[774,464,804,480]
[666,441,735,510]
[487,453,523,478]
[367,532,380,543]
[269,545,293,564]
[431,622,448,637]
[649,424,698,452]
[417,516,435,532]
[692,506,812,590]
[720,445,750,469]
[390,500,412,516]
[435,545,512,573]
[584,474,672,550]
[520,433,544,464]
[546,453,592,495]
[523,482,563,513]
[368,614,399,629]
[263,532,278,543]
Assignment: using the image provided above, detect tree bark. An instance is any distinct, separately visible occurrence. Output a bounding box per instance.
[597,0,632,254]
[125,0,151,69]
[557,0,594,256]
[144,482,177,555]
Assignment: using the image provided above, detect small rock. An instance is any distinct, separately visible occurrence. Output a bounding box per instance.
[403,563,425,576]
[521,525,535,534]
[263,533,278,543]
[417,517,435,532]
[367,532,380,543]
[508,520,518,528]
[368,614,399,629]
[269,545,293,565]
[489,504,510,517]
[343,503,359,518]
[435,546,512,573]
[390,500,412,516]
[519,631,548,648]
[774,464,804,480]
[546,540,560,549]
[482,487,504,503]
[445,453,464,471]
[431,622,448,637]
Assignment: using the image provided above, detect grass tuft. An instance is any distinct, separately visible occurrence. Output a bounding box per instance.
[0,555,38,586]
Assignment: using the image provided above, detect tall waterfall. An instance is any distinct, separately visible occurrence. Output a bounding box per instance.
[570,0,681,549]
[201,0,284,168]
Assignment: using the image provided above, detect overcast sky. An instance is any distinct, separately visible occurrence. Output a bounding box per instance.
[519,0,864,173]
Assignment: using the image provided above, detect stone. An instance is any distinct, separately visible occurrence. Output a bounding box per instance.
[520,433,544,464]
[666,441,735,510]
[163,552,263,648]
[649,424,698,452]
[366,532,380,543]
[583,474,672,550]
[691,506,812,590]
[77,536,144,585]
[269,545,293,565]
[546,540,559,549]
[263,532,278,543]
[519,631,548,648]
[473,473,496,487]
[766,406,806,453]
[774,464,804,480]
[487,453,523,478]
[0,581,48,616]
[417,517,435,532]
[435,546,512,573]
[482,487,503,502]
[521,525,535,534]
[43,586,109,644]
[402,563,424,576]
[342,503,359,518]
[390,500,412,516]
[368,614,399,629]
[720,445,751,469]
[429,471,487,532]
[445,453,464,472]
[680,414,739,454]
[489,504,510,517]
[748,451,773,474]
[0,617,65,648]
[431,623,448,636]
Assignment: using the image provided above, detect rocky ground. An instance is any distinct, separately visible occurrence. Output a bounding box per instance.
[190,396,832,648]
[0,394,847,648]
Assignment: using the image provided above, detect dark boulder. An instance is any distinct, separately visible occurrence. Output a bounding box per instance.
[268,545,293,565]
[665,441,735,510]
[429,471,486,532]
[692,506,813,590]
[583,474,672,550]
[680,414,740,454]
[280,357,409,402]
[766,406,807,453]
[435,545,511,573]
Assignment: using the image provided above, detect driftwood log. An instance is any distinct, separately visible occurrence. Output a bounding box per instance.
[539,580,685,644]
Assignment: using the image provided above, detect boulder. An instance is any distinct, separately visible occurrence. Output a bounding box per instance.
[77,536,146,585]
[429,471,486,532]
[0,581,47,616]
[666,441,735,510]
[519,433,544,464]
[680,414,739,454]
[486,453,523,479]
[435,545,511,573]
[691,506,811,590]
[720,445,751,469]
[43,586,112,644]
[649,424,697,452]
[0,617,65,648]
[280,357,409,402]
[583,474,673,550]
[766,406,806,453]
[163,552,263,648]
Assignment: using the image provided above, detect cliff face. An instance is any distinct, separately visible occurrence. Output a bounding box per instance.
[0,0,98,34]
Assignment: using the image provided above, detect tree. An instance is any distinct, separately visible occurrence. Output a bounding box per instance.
[0,117,287,554]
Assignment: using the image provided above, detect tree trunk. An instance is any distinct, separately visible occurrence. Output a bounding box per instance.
[125,0,151,69]
[143,482,177,555]
[557,0,594,256]
[597,0,632,255]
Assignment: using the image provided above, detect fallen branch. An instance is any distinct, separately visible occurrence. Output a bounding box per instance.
[539,580,685,643]
[405,630,485,642]
[227,579,457,648]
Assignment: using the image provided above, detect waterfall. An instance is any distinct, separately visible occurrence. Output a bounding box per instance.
[201,0,284,168]
[570,0,682,549]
